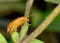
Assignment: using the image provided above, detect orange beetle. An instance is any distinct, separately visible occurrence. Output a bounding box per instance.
[7,16,29,34]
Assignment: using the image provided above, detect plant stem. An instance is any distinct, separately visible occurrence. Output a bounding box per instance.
[22,5,60,43]
[24,0,34,16]
[18,0,34,43]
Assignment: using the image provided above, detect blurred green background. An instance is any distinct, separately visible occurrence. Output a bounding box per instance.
[0,0,60,43]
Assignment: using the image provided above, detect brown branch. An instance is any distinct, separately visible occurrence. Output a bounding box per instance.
[24,0,34,16]
[22,5,60,43]
[18,0,34,43]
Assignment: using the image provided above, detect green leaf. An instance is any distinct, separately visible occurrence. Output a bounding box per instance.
[19,22,29,41]
[30,39,44,43]
[0,33,7,43]
[11,32,19,43]
[45,0,60,4]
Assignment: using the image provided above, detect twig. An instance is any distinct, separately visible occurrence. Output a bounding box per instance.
[18,0,34,43]
[22,5,60,43]
[24,0,34,16]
